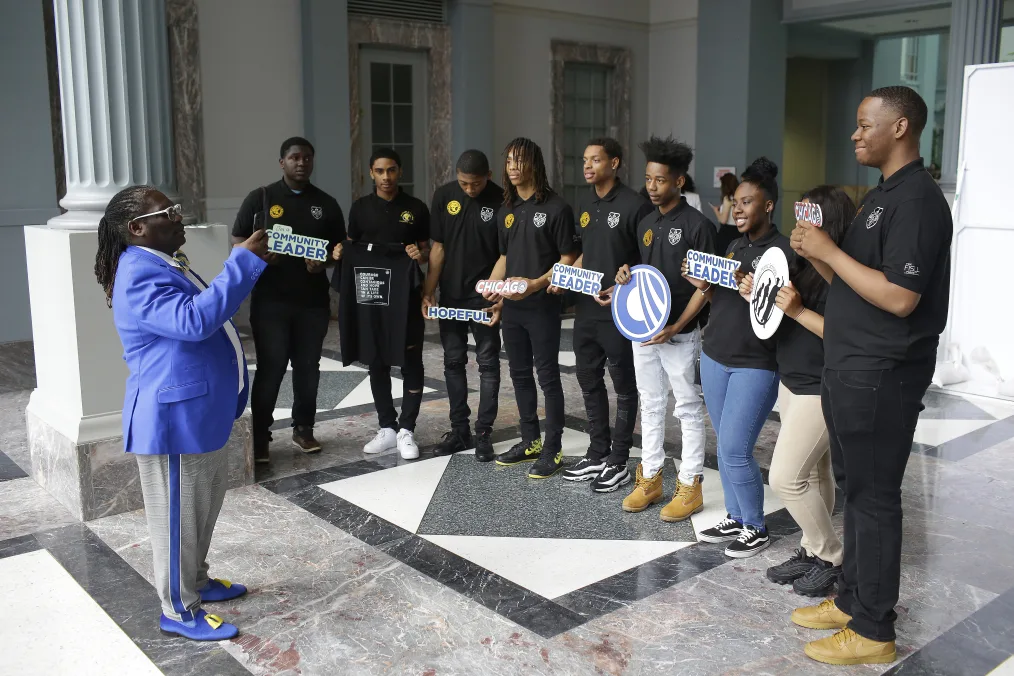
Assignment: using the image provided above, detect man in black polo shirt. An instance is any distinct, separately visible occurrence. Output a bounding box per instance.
[482,137,578,479]
[613,136,716,520]
[790,86,952,666]
[422,150,502,462]
[232,136,345,463]
[558,138,651,492]
[336,147,430,460]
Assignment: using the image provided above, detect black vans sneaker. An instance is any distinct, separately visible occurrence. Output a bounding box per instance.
[766,548,817,585]
[528,449,564,479]
[590,464,631,493]
[495,438,542,466]
[474,430,494,463]
[698,515,743,543]
[562,456,606,482]
[724,525,771,558]
[792,557,841,597]
[434,430,472,456]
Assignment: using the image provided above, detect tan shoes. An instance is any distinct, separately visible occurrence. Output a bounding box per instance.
[660,475,704,522]
[804,629,896,666]
[621,464,663,512]
[791,599,852,630]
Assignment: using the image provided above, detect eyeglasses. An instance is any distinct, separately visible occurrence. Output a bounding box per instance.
[132,203,183,223]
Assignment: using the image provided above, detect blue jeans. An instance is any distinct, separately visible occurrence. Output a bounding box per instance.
[700,352,779,529]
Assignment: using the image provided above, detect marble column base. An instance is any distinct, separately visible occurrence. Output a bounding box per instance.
[27,411,254,522]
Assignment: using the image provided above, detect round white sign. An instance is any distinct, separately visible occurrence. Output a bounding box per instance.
[749,246,790,340]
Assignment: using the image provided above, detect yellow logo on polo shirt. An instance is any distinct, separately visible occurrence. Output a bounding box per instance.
[505,213,515,229]
[580,212,590,228]
[447,200,462,215]
[269,205,284,218]
[400,211,414,224]
[643,229,653,246]
[727,252,735,259]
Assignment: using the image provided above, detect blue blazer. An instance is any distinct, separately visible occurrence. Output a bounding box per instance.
[112,246,267,455]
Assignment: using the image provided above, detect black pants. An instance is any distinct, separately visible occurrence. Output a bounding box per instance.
[501,301,565,452]
[573,316,638,464]
[822,362,933,643]
[439,315,501,436]
[249,299,331,445]
[369,297,425,431]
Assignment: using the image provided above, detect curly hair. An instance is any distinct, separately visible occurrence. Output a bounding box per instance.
[638,135,693,183]
[501,137,552,205]
[740,156,779,206]
[94,185,154,307]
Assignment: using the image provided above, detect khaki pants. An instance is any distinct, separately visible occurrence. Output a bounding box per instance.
[769,383,843,565]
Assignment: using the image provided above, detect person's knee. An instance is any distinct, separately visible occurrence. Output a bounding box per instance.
[607,364,638,396]
[444,354,467,372]
[575,366,603,392]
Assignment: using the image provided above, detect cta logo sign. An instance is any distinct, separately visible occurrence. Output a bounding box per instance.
[611,265,671,342]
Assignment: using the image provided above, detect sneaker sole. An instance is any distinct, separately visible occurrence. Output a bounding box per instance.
[725,539,771,558]
[698,532,741,543]
[791,613,851,630]
[255,457,271,465]
[364,445,397,455]
[474,454,495,463]
[592,474,632,493]
[659,503,704,522]
[793,583,837,598]
[159,628,240,640]
[495,457,540,466]
[562,472,599,482]
[803,644,895,666]
[621,496,662,512]
[528,466,562,479]
[766,570,811,585]
[293,443,322,454]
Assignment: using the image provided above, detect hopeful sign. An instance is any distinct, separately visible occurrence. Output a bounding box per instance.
[550,263,603,296]
[425,306,491,323]
[612,265,672,342]
[685,249,741,290]
[474,279,529,295]
[354,267,391,306]
[749,247,789,339]
[267,224,328,261]
[794,202,823,227]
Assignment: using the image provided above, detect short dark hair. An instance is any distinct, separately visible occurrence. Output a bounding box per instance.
[868,86,928,137]
[719,172,739,200]
[638,135,693,180]
[740,156,779,205]
[280,137,314,158]
[683,173,697,193]
[456,149,489,176]
[369,147,402,169]
[586,137,623,169]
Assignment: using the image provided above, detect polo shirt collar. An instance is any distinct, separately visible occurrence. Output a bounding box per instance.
[280,179,313,196]
[879,158,925,192]
[373,187,406,205]
[590,180,624,203]
[749,226,781,247]
[657,196,689,221]
[511,192,538,208]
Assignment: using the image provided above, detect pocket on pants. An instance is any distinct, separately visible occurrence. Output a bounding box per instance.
[829,370,882,436]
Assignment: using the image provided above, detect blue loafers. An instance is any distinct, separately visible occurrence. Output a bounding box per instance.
[199,578,248,602]
[159,608,238,641]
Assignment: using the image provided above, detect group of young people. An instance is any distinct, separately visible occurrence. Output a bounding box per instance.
[97,84,952,667]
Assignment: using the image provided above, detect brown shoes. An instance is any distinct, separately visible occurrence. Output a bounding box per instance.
[660,475,704,522]
[292,426,322,454]
[791,598,852,630]
[804,628,896,666]
[621,464,663,512]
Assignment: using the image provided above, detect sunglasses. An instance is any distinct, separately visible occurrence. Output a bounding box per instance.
[132,203,183,224]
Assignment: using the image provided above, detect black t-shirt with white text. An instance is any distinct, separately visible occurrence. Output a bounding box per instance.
[431,179,503,308]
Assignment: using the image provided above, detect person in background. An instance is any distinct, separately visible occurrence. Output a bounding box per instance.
[682,174,703,213]
[711,172,741,255]
[789,86,952,667]
[423,150,503,462]
[738,186,855,597]
[232,137,345,463]
[95,185,269,641]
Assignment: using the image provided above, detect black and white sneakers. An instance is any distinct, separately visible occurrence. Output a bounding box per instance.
[725,524,770,558]
[698,515,744,543]
[562,457,606,482]
[766,548,817,584]
[590,464,631,493]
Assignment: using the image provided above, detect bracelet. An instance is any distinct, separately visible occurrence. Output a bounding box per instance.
[794,307,806,319]
[700,284,711,294]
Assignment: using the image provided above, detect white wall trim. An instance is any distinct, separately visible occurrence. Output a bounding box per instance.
[492,2,650,30]
[649,18,697,32]
[27,389,122,446]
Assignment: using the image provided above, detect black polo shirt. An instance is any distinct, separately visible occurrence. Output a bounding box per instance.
[430,179,503,308]
[497,191,578,309]
[636,198,718,332]
[824,159,952,370]
[702,228,794,371]
[232,180,345,308]
[347,188,430,246]
[574,181,653,321]
[776,284,828,395]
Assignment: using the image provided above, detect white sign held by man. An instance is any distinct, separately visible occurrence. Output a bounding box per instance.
[550,263,603,296]
[267,224,329,261]
[684,249,741,290]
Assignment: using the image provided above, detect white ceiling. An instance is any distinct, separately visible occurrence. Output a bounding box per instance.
[821,0,1014,36]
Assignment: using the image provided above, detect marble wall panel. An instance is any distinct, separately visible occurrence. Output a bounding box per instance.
[167,0,206,222]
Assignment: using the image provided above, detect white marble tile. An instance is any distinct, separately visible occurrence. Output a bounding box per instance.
[319,454,452,533]
[461,429,642,458]
[248,355,360,373]
[913,418,996,446]
[990,656,1014,675]
[0,549,162,676]
[689,467,785,539]
[421,534,692,600]
[559,351,577,367]
[561,317,575,330]
[332,373,435,410]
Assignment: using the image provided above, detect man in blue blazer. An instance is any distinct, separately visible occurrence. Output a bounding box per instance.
[95,185,269,641]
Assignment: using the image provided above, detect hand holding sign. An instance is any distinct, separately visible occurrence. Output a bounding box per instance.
[793,201,823,227]
[748,247,789,339]
[267,224,329,261]
[774,281,803,319]
[235,228,269,259]
[791,221,836,262]
[550,263,603,296]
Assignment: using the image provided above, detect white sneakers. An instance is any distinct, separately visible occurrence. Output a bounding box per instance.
[362,427,419,460]
[363,428,397,455]
[397,429,419,460]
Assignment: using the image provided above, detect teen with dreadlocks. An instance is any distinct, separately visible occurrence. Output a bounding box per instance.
[481,137,578,479]
[95,185,268,641]
[612,136,716,520]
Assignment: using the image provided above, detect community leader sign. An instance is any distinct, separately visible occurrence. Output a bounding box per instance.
[550,263,603,296]
[684,249,741,290]
[267,224,329,261]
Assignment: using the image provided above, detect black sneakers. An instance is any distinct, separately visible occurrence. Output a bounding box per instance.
[766,548,817,585]
[434,430,472,456]
[495,438,542,466]
[528,448,563,478]
[698,515,743,543]
[793,557,841,597]
[724,524,770,558]
[562,456,606,482]
[254,439,270,465]
[475,430,494,463]
[591,464,631,493]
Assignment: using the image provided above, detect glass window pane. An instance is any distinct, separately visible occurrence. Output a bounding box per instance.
[396,145,413,183]
[371,104,392,144]
[576,69,590,97]
[564,100,575,125]
[564,68,576,95]
[393,64,412,103]
[592,102,606,129]
[393,105,412,143]
[576,101,591,126]
[370,63,390,103]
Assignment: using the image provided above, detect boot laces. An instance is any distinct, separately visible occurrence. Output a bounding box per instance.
[833,628,858,647]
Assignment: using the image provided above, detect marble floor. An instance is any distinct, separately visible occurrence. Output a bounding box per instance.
[2,318,1014,676]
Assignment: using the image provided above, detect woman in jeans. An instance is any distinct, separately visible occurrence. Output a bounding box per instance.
[684,157,790,558]
[740,186,855,594]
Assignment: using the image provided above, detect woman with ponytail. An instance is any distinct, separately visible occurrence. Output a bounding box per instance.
[681,157,793,558]
[95,186,268,641]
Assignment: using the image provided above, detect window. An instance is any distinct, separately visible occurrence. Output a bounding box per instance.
[561,63,611,206]
[900,37,920,84]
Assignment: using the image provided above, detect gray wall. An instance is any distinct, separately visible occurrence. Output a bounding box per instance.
[450,0,495,163]
[825,41,876,189]
[0,0,60,343]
